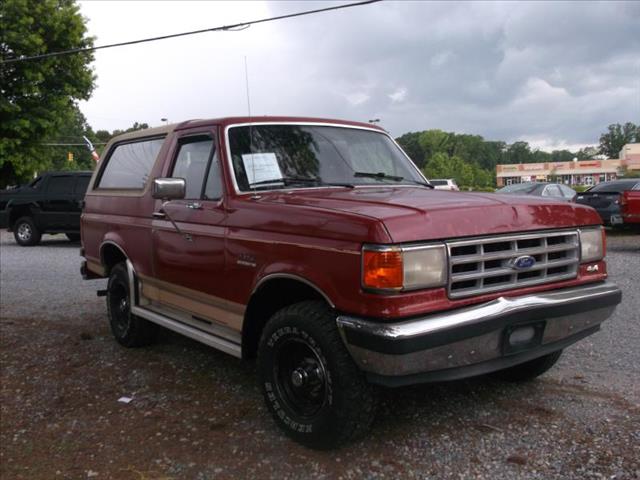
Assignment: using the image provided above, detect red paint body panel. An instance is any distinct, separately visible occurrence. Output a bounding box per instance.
[621,190,640,224]
[81,117,609,325]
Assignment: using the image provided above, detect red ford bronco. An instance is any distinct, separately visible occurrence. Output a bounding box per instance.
[80,117,621,449]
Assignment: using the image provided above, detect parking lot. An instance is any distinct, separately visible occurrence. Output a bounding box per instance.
[1,230,638,480]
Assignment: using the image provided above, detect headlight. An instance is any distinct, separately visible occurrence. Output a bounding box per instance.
[362,244,447,292]
[579,227,605,263]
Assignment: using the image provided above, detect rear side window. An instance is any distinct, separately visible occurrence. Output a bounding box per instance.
[48,176,75,194]
[74,176,91,194]
[559,185,576,198]
[98,138,164,189]
[543,185,562,197]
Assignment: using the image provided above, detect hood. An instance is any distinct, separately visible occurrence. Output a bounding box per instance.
[259,186,602,243]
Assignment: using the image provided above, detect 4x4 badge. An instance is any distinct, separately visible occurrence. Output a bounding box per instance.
[509,255,536,270]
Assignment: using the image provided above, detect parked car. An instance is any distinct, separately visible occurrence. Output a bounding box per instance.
[496,182,576,201]
[429,178,459,191]
[80,117,621,449]
[0,171,92,246]
[620,182,640,227]
[575,179,640,226]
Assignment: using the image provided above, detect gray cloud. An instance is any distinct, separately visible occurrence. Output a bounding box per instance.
[80,0,640,150]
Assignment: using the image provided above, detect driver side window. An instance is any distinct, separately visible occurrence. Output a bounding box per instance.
[171,137,215,199]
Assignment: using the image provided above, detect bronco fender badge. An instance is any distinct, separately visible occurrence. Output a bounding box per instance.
[509,255,536,270]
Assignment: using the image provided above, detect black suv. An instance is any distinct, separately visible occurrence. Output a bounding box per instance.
[0,171,92,246]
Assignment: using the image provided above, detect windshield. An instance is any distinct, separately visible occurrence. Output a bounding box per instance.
[228,125,426,191]
[497,183,540,194]
[429,180,448,186]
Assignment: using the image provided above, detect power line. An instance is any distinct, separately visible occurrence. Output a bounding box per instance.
[1,0,382,65]
[41,143,107,146]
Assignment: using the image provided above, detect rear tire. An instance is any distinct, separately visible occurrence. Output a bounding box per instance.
[13,216,41,246]
[257,300,377,449]
[495,350,563,382]
[107,263,157,347]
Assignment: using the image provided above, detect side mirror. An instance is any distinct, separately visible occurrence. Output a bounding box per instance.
[152,178,185,200]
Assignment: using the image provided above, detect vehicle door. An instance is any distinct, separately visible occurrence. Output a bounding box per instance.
[69,175,91,229]
[39,174,77,229]
[151,130,232,328]
[623,182,640,221]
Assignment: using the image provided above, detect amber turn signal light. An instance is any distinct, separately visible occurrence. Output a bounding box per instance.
[363,250,403,290]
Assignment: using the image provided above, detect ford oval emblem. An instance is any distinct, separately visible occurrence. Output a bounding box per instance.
[510,255,536,270]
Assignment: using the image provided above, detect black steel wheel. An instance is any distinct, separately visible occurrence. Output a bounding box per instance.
[257,300,377,449]
[107,263,156,347]
[273,336,329,420]
[13,216,41,246]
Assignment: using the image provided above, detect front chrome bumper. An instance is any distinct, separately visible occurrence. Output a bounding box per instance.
[337,281,622,387]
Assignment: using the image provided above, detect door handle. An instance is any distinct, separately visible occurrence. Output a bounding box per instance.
[187,202,203,210]
[152,211,166,219]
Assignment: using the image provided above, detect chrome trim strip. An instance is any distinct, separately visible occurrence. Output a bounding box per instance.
[125,259,242,358]
[99,240,129,270]
[131,305,242,358]
[252,273,335,308]
[337,281,621,377]
[337,281,619,342]
[446,230,580,299]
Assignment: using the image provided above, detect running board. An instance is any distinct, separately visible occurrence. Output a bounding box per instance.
[131,305,242,358]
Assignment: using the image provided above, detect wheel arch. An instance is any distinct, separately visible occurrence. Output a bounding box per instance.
[100,241,129,276]
[8,203,35,228]
[242,274,335,359]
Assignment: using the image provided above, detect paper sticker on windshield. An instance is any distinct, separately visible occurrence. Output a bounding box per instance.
[242,153,282,185]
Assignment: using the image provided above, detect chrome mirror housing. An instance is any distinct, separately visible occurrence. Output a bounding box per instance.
[152,178,185,200]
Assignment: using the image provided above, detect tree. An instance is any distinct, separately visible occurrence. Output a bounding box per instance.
[395,132,425,168]
[576,146,598,160]
[419,129,451,161]
[598,122,640,158]
[111,122,150,138]
[48,105,97,171]
[504,141,533,164]
[0,0,95,185]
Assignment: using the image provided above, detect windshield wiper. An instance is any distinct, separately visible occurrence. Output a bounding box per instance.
[250,176,354,189]
[353,171,434,188]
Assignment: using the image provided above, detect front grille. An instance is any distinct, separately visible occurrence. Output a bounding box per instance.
[446,230,579,298]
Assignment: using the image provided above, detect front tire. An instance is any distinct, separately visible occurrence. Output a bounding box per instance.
[495,350,563,382]
[13,216,41,246]
[257,301,377,449]
[107,263,156,347]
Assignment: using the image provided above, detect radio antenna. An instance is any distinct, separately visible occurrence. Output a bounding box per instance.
[245,55,258,197]
[244,55,252,120]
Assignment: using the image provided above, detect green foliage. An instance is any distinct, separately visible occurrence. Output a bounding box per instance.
[396,122,639,190]
[422,152,494,190]
[599,123,639,158]
[576,146,598,160]
[395,132,424,167]
[0,0,95,185]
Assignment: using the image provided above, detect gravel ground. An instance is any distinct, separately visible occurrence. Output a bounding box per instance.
[1,230,638,480]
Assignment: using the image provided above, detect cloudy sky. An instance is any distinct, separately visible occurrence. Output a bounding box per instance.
[78,0,639,151]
